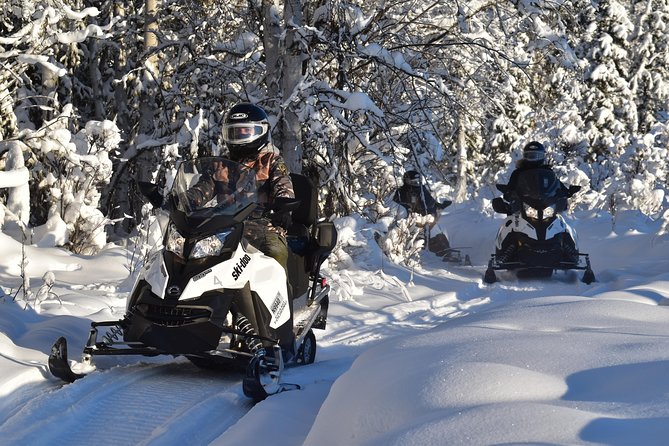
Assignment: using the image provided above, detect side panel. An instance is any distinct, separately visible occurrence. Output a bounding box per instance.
[178,245,290,329]
[495,214,539,249]
[546,215,567,240]
[143,251,169,301]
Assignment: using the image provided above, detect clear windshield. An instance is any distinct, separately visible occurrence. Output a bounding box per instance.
[515,168,560,203]
[171,157,257,217]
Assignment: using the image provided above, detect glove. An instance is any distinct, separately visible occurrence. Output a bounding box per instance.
[211,162,230,182]
[438,200,452,209]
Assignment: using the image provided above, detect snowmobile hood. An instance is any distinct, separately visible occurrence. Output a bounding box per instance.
[171,157,258,218]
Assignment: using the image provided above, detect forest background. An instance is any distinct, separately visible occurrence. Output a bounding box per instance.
[0,0,668,256]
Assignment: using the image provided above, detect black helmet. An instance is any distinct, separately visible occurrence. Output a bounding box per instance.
[403,170,421,187]
[523,141,546,163]
[222,103,270,160]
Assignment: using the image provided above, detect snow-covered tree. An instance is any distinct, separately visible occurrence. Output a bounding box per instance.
[2,0,669,254]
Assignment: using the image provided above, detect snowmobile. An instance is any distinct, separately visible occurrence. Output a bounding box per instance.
[377,197,470,265]
[424,214,471,266]
[483,168,595,284]
[48,157,338,401]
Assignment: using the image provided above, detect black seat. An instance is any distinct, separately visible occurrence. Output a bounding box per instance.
[287,173,319,298]
[287,173,317,255]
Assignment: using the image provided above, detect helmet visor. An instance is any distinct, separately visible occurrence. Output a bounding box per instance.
[405,177,421,186]
[524,149,545,162]
[222,123,268,145]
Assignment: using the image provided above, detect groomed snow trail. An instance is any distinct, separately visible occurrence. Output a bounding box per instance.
[0,360,250,445]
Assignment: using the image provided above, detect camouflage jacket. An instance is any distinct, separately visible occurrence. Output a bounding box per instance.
[187,145,295,234]
[239,143,295,204]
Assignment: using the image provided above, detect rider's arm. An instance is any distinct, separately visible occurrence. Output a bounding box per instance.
[267,155,295,230]
[421,186,439,215]
[268,156,295,201]
[186,175,216,206]
[503,169,520,203]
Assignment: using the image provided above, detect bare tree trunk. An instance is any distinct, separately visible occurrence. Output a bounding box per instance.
[136,0,160,184]
[262,0,281,101]
[113,2,130,135]
[280,0,304,173]
[144,0,159,52]
[141,0,160,134]
[104,2,135,235]
[88,39,104,120]
[454,117,468,203]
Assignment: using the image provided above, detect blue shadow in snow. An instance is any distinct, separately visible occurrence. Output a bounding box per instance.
[564,360,669,445]
[580,417,669,446]
[564,360,669,403]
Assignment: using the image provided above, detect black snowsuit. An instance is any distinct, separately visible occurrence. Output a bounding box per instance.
[392,185,450,256]
[503,160,568,212]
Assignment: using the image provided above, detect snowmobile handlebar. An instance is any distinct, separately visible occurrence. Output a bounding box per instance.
[137,181,165,208]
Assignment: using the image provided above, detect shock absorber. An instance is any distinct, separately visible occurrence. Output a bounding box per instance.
[235,314,263,353]
[102,325,124,345]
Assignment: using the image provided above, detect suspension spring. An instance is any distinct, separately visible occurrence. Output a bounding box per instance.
[235,315,263,353]
[102,325,124,345]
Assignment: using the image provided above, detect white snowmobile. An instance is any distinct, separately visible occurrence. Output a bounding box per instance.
[483,168,595,284]
[48,157,337,401]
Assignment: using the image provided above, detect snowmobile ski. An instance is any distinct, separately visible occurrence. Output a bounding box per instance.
[48,337,86,383]
[242,346,301,401]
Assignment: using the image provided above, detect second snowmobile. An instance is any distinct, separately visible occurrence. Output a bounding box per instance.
[48,157,338,400]
[483,167,595,284]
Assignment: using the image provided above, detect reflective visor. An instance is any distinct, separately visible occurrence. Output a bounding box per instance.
[523,149,545,162]
[222,123,268,144]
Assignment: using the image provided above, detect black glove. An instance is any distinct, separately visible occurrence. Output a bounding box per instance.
[438,200,452,209]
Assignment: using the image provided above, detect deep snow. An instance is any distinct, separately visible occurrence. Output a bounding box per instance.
[1,205,669,445]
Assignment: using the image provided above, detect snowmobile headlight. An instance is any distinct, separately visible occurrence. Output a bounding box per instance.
[542,205,556,220]
[166,224,185,258]
[190,229,233,259]
[524,204,539,220]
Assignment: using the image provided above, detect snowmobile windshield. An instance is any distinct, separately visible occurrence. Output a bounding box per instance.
[515,168,561,208]
[171,157,258,217]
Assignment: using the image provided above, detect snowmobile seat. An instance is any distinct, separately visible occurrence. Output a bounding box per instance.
[287,173,318,256]
[287,173,319,298]
[286,173,337,279]
[289,173,318,227]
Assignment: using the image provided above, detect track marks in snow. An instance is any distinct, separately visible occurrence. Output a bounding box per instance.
[0,360,249,445]
[322,265,489,351]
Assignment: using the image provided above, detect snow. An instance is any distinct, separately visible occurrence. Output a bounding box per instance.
[16,54,67,77]
[0,168,29,189]
[2,206,669,445]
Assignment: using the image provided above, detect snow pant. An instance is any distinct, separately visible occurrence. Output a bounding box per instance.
[245,222,289,273]
[427,232,451,256]
[257,231,289,273]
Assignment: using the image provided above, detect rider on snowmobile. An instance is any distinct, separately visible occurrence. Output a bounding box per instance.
[500,141,569,214]
[188,103,295,271]
[391,169,452,257]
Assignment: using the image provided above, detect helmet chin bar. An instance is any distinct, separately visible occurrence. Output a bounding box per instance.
[229,141,267,160]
